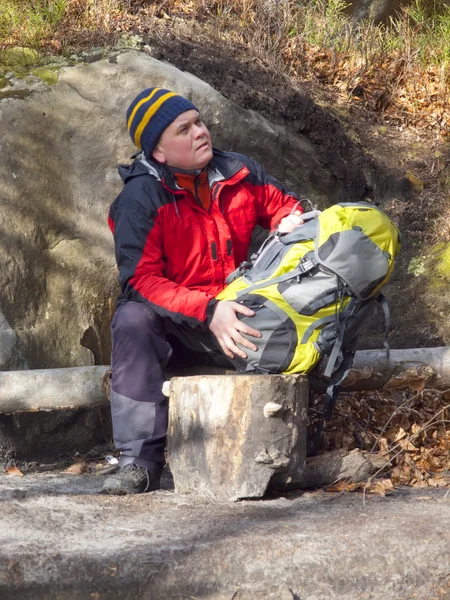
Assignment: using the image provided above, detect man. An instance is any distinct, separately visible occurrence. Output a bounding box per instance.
[103,87,304,495]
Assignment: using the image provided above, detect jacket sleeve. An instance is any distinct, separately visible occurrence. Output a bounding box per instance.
[240,155,303,229]
[112,198,214,328]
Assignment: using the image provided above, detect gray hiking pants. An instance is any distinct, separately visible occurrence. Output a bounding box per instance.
[110,301,230,471]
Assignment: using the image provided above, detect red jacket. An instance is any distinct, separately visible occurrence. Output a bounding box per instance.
[108,149,301,327]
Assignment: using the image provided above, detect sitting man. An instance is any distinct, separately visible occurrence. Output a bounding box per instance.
[103,87,304,495]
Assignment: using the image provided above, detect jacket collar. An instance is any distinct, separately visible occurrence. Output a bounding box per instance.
[118,148,245,188]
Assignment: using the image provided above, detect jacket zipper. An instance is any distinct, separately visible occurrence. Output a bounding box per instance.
[163,171,245,267]
[194,175,201,207]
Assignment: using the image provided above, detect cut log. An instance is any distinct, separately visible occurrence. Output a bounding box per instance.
[167,374,309,501]
[0,366,110,414]
[0,346,450,414]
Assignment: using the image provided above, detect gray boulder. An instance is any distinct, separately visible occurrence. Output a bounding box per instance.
[0,50,339,370]
[345,0,411,22]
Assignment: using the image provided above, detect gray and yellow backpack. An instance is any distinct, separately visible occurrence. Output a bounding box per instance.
[217,202,401,418]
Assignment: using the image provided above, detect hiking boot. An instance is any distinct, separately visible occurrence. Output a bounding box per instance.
[101,464,161,495]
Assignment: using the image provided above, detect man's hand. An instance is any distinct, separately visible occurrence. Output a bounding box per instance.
[209,300,261,359]
[278,210,304,233]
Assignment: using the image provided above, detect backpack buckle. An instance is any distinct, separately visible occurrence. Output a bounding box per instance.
[299,258,314,273]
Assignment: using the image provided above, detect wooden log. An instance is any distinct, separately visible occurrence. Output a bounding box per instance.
[167,374,309,501]
[341,347,450,392]
[1,346,450,414]
[0,366,110,414]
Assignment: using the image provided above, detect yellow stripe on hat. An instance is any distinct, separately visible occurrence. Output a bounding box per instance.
[134,91,177,149]
[127,87,161,132]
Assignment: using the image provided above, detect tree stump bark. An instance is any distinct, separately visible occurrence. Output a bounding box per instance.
[167,374,309,501]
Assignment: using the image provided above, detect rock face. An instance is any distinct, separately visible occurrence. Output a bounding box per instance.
[345,0,411,22]
[0,313,16,369]
[168,374,309,500]
[0,50,340,371]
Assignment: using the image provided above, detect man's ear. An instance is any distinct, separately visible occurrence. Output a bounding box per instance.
[152,145,166,164]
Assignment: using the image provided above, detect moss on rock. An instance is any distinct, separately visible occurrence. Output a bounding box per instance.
[31,67,59,85]
[0,47,39,69]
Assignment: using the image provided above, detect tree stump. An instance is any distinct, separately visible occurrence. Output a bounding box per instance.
[167,374,309,501]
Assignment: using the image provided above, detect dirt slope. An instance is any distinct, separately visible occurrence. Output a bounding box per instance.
[144,26,450,350]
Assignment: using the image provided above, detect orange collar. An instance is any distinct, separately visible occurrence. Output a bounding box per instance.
[174,171,210,211]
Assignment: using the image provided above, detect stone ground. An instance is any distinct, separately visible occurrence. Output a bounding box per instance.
[1,470,450,600]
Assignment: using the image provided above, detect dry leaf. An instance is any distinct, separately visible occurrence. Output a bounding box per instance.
[368,478,394,496]
[392,465,411,486]
[392,414,412,431]
[325,481,359,493]
[64,461,87,475]
[4,466,24,477]
[399,439,418,452]
[412,479,429,488]
[378,437,389,453]
[428,457,445,472]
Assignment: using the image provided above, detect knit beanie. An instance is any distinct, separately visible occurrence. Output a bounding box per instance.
[126,87,198,155]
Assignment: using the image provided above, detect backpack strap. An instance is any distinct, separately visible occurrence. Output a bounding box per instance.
[225,232,281,284]
[323,294,391,419]
[225,261,252,285]
[236,257,316,298]
[300,307,354,344]
[377,293,391,359]
[323,350,355,419]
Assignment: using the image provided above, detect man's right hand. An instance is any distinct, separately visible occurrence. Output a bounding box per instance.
[278,210,304,233]
[209,300,261,360]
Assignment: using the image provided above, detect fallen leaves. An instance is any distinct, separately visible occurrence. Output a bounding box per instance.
[324,478,394,497]
[315,387,450,493]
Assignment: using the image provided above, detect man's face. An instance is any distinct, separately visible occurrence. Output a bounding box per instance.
[152,109,213,170]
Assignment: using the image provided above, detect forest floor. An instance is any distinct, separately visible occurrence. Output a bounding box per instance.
[1,469,450,600]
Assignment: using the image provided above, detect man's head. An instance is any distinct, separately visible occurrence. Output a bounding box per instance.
[127,87,213,170]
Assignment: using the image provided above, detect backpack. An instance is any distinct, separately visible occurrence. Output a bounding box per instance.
[217,202,401,419]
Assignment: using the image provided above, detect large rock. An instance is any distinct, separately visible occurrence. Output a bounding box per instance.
[0,50,343,462]
[345,0,411,22]
[0,50,339,371]
[0,313,16,369]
